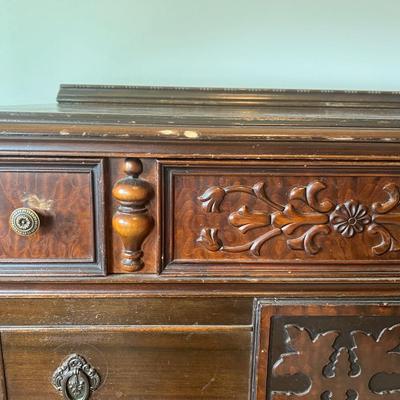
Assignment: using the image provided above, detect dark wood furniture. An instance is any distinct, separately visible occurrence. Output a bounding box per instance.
[0,85,399,399]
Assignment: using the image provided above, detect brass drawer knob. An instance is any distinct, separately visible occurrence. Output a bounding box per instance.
[9,207,40,236]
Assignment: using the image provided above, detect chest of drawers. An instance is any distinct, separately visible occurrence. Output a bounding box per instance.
[0,85,399,399]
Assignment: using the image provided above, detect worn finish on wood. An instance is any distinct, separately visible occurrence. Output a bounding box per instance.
[56,84,400,108]
[2,327,251,399]
[0,297,253,326]
[0,86,400,399]
[112,158,154,271]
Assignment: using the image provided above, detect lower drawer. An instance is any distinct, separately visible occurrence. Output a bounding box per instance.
[1,326,251,400]
[253,299,400,400]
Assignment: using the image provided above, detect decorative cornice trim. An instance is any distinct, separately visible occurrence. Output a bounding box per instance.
[57,84,400,108]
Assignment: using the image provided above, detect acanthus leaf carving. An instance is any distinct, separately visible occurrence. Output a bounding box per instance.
[198,182,283,213]
[198,186,226,213]
[197,180,400,257]
[289,180,334,213]
[270,319,400,399]
[367,224,400,256]
[372,183,400,214]
[196,228,222,252]
[286,224,331,255]
[228,206,270,233]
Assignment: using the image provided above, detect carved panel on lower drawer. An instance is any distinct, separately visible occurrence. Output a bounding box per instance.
[253,300,400,400]
[162,161,400,279]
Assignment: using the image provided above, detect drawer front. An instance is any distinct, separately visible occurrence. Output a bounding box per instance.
[253,299,400,400]
[0,327,251,399]
[0,159,105,275]
[162,161,400,279]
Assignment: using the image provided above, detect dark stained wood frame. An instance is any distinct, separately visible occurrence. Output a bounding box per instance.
[251,298,400,400]
[57,84,400,108]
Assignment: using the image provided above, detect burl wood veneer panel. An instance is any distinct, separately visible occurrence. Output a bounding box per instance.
[0,159,105,275]
[253,299,400,400]
[2,328,251,399]
[162,161,400,278]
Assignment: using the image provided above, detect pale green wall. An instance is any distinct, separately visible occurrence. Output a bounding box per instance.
[1,0,400,105]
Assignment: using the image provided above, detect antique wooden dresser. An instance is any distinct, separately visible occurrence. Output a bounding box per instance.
[0,85,399,399]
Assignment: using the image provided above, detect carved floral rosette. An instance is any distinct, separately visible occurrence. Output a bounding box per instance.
[197,180,400,257]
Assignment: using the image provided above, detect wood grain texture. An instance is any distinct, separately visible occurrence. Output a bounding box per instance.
[2,86,400,399]
[2,328,251,399]
[162,161,400,278]
[0,171,93,260]
[109,158,158,274]
[0,159,105,275]
[0,297,253,326]
[112,158,154,272]
[252,299,400,400]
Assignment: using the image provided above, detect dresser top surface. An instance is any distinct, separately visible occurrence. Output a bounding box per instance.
[1,85,400,143]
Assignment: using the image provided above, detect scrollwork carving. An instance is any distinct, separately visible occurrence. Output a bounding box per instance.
[197,180,400,256]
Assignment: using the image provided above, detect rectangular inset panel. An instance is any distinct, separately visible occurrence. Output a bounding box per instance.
[0,297,253,326]
[0,158,105,275]
[162,161,400,279]
[253,299,400,400]
[2,327,251,399]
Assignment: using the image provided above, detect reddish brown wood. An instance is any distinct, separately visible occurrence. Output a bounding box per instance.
[161,161,400,279]
[0,86,400,399]
[0,158,105,276]
[112,158,154,271]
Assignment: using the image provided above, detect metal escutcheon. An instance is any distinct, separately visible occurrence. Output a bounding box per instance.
[52,354,101,400]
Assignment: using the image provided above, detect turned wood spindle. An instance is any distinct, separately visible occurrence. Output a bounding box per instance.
[112,158,154,272]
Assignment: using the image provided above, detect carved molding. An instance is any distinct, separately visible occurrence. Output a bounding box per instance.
[52,354,100,400]
[197,180,400,256]
[112,158,154,271]
[269,319,400,399]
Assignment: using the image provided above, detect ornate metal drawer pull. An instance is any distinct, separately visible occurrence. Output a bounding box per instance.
[52,354,101,400]
[9,207,40,236]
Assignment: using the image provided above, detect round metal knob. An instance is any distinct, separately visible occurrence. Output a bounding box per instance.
[9,208,40,236]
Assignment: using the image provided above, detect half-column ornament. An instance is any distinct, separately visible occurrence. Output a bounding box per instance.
[52,354,100,400]
[112,158,154,271]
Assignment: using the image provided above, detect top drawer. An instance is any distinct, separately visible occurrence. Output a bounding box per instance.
[0,158,105,276]
[161,160,400,280]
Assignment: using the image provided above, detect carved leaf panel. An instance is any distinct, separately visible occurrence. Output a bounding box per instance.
[254,302,400,400]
